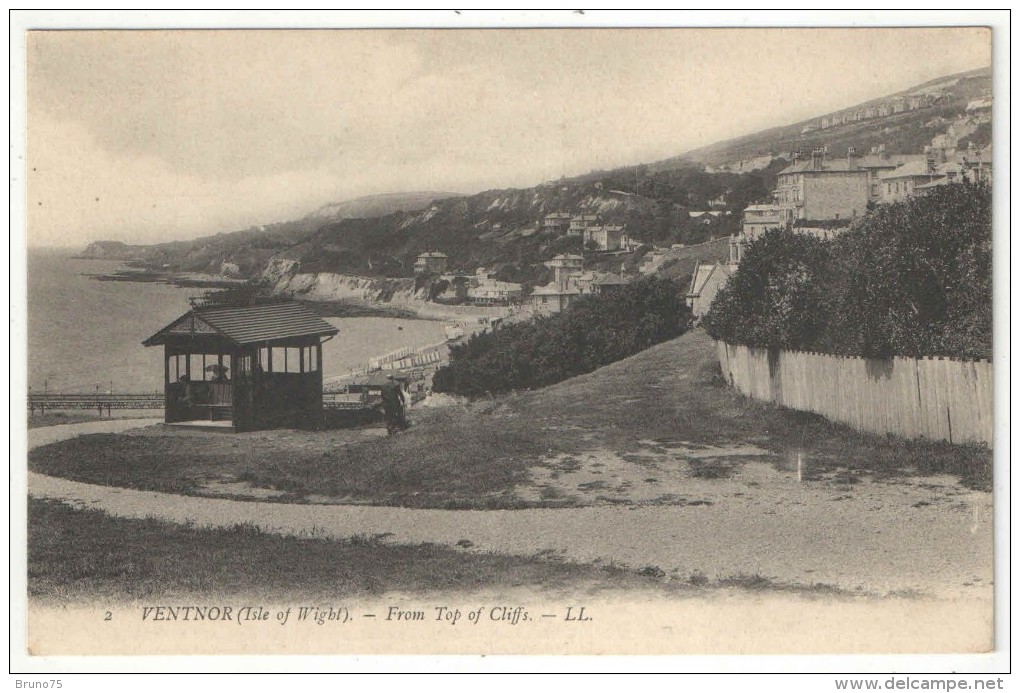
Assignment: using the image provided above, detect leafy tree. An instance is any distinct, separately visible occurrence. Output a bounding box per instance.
[702,228,833,349]
[547,235,584,256]
[828,181,991,359]
[433,277,692,396]
[703,182,991,360]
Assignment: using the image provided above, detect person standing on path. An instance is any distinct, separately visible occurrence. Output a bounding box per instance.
[380,374,407,434]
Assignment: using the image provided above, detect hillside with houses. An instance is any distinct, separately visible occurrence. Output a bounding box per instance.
[667,66,991,171]
[83,67,992,326]
[687,138,992,318]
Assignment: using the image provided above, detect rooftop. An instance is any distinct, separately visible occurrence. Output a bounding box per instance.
[914,178,952,191]
[592,273,630,286]
[471,280,523,292]
[532,284,580,296]
[143,301,339,347]
[780,152,923,176]
[780,159,870,175]
[855,153,922,170]
[879,160,939,180]
[688,261,733,296]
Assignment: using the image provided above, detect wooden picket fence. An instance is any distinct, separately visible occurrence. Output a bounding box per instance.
[716,341,993,446]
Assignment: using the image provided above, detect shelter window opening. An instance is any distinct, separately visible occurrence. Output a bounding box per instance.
[304,345,318,372]
[187,352,232,381]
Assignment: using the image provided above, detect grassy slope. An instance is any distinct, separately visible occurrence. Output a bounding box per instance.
[654,238,731,280]
[29,330,991,509]
[28,412,106,429]
[27,498,666,603]
[306,191,464,222]
[674,68,991,167]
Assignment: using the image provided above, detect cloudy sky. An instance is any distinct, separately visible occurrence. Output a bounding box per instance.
[24,26,990,247]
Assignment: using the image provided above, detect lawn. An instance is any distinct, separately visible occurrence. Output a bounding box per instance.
[28,412,110,429]
[27,498,673,603]
[28,329,992,509]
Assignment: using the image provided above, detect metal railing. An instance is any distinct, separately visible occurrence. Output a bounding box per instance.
[28,390,384,415]
[28,392,164,416]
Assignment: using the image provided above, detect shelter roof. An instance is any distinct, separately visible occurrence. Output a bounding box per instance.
[143,301,338,347]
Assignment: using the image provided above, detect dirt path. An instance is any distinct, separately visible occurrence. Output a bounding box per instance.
[27,419,991,599]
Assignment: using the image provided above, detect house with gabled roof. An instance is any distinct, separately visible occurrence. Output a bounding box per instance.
[530,283,580,314]
[686,261,734,318]
[591,273,630,296]
[879,160,943,202]
[542,212,573,234]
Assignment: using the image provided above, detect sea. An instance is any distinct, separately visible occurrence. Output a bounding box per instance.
[25,249,447,395]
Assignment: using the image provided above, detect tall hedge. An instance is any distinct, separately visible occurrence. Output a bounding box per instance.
[432,276,693,396]
[703,181,992,360]
[700,229,834,350]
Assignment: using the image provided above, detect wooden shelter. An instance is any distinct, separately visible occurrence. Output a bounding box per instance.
[143,301,338,431]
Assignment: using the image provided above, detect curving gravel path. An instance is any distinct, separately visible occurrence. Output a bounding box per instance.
[27,419,992,598]
[28,418,166,449]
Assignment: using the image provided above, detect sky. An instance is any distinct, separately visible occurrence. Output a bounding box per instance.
[23,26,991,247]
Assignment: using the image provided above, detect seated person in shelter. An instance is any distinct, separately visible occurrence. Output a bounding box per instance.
[177,375,204,407]
[207,364,230,382]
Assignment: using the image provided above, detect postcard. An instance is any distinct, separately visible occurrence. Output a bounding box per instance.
[10,12,1007,675]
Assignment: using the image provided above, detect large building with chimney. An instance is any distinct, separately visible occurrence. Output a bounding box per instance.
[773,146,926,223]
[774,148,871,223]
